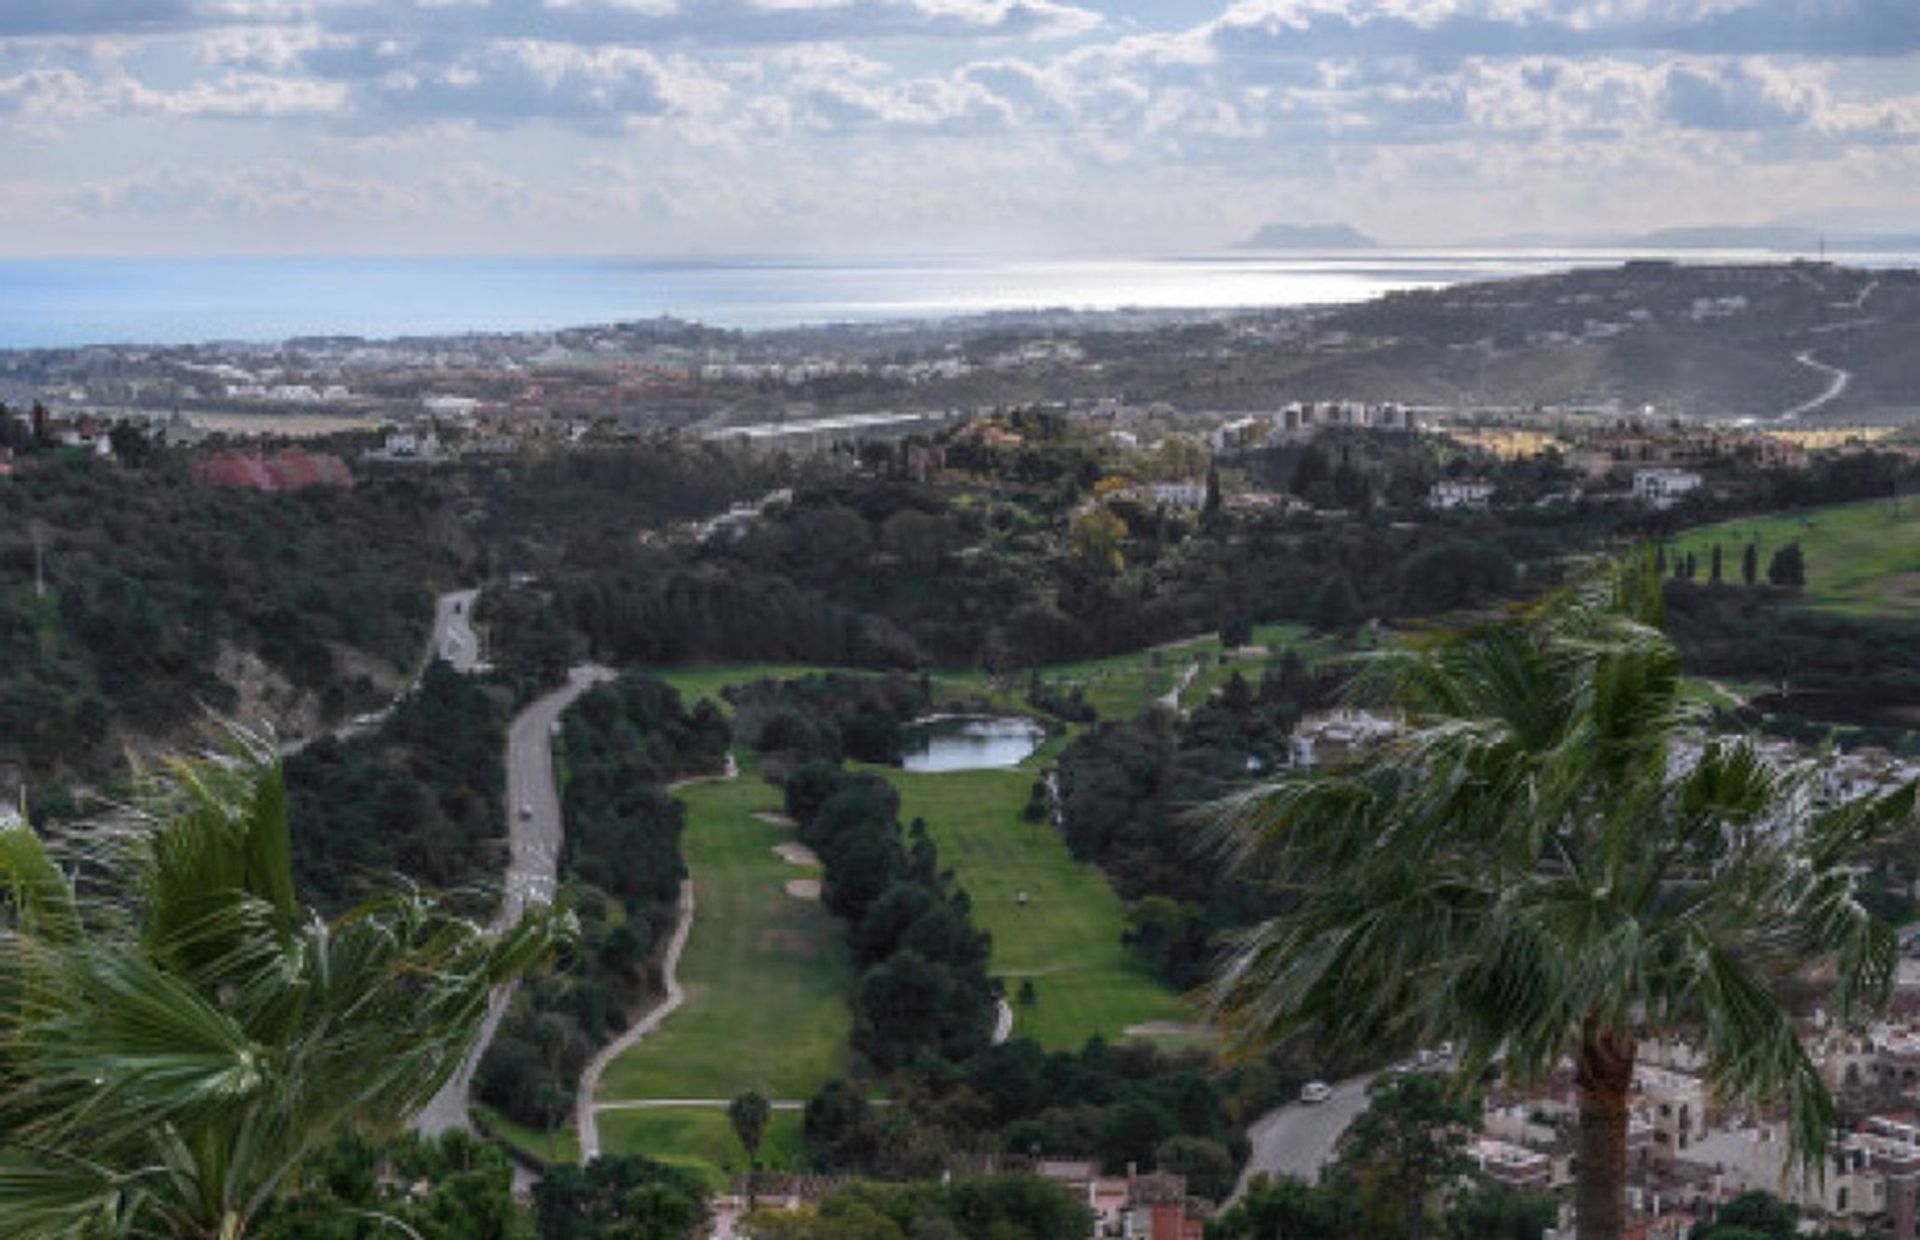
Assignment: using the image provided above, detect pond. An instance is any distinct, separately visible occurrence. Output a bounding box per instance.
[900,716,1045,773]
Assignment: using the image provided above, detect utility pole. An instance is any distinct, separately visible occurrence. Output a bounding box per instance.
[29,519,45,598]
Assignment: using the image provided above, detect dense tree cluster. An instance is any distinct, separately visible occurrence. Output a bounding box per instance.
[286,659,508,914]
[478,675,727,1131]
[784,762,997,1070]
[0,453,452,778]
[728,672,930,766]
[741,1174,1091,1240]
[257,1131,530,1240]
[1054,656,1345,987]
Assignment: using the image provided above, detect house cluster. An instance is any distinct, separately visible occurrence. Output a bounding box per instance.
[1473,1023,1920,1239]
[1564,428,1806,480]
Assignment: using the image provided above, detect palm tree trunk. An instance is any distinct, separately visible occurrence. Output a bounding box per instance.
[1574,1024,1637,1240]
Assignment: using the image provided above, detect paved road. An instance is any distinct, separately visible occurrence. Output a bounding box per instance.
[415,662,616,1137]
[281,587,479,757]
[576,879,697,1162]
[1780,351,1851,422]
[1228,1074,1374,1206]
[434,588,483,673]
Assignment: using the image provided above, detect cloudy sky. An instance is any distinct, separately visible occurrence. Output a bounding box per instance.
[4,0,1918,257]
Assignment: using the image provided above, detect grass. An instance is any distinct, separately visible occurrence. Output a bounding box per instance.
[597,761,855,1103]
[1666,497,1920,618]
[880,764,1190,1049]
[476,1104,581,1167]
[652,664,843,712]
[596,1108,808,1191]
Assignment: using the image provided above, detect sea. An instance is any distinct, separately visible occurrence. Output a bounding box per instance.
[1,249,1911,349]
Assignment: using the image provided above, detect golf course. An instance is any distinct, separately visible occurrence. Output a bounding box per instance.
[1666,496,1920,617]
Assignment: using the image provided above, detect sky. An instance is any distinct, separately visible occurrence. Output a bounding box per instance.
[3,0,1919,257]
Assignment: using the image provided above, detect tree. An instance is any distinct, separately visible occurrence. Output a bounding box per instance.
[1709,544,1723,585]
[532,1155,708,1239]
[1445,1181,1556,1240]
[0,738,564,1239]
[1203,463,1224,524]
[1069,505,1128,577]
[1207,557,1916,1240]
[730,1090,773,1182]
[1742,541,1759,586]
[1767,542,1806,588]
[1338,1073,1478,1240]
[1696,1190,1796,1240]
[1308,571,1362,633]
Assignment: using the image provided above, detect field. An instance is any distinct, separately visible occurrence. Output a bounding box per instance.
[1667,497,1920,618]
[595,765,854,1107]
[596,1108,807,1191]
[882,765,1190,1049]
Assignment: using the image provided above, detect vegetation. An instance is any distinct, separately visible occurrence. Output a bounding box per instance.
[255,1131,530,1240]
[530,1154,711,1240]
[1207,560,1917,1240]
[478,675,727,1132]
[595,764,854,1107]
[885,763,1187,1047]
[0,453,453,779]
[739,1175,1092,1240]
[1665,494,1920,617]
[784,763,998,1071]
[0,741,560,1238]
[286,659,507,914]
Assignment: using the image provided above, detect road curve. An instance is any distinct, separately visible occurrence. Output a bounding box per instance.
[1226,1073,1374,1206]
[281,587,480,757]
[576,879,697,1162]
[415,662,616,1137]
[1780,351,1851,422]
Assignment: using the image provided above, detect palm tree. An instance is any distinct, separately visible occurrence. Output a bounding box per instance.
[1208,560,1915,1240]
[0,735,566,1239]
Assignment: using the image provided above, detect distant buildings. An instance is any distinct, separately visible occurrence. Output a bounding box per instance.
[1631,468,1704,509]
[1429,479,1496,510]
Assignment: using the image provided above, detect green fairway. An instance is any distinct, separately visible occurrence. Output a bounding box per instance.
[1021,623,1313,719]
[882,765,1189,1049]
[597,765,855,1103]
[596,1108,807,1190]
[1668,497,1920,617]
[652,664,841,712]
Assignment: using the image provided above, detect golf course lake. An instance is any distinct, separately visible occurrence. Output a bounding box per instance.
[901,716,1045,773]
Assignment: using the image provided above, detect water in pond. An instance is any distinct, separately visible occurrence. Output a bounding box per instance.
[901,716,1044,773]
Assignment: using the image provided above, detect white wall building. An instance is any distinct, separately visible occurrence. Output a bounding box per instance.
[1632,468,1703,509]
[1429,479,1496,510]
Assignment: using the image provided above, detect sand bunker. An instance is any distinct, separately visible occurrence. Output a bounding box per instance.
[772,842,820,867]
[785,879,822,900]
[754,811,798,828]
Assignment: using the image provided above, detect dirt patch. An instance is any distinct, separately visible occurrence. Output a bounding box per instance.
[772,842,820,867]
[753,811,798,828]
[785,879,822,901]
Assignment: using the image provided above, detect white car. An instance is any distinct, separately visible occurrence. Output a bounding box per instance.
[1299,1081,1332,1104]
[520,803,533,820]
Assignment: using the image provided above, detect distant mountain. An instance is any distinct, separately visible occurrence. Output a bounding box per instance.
[1624,225,1823,252]
[1238,222,1377,250]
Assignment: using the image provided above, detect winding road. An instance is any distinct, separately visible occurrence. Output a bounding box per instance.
[415,661,615,1137]
[1779,350,1851,422]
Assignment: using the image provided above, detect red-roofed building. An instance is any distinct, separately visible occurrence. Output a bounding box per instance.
[193,449,353,491]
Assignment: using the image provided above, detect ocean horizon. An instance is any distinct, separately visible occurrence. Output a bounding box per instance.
[4,249,1915,350]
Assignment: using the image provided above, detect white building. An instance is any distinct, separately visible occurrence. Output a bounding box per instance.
[1429,479,1496,510]
[1632,468,1703,509]
[1149,480,1208,510]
